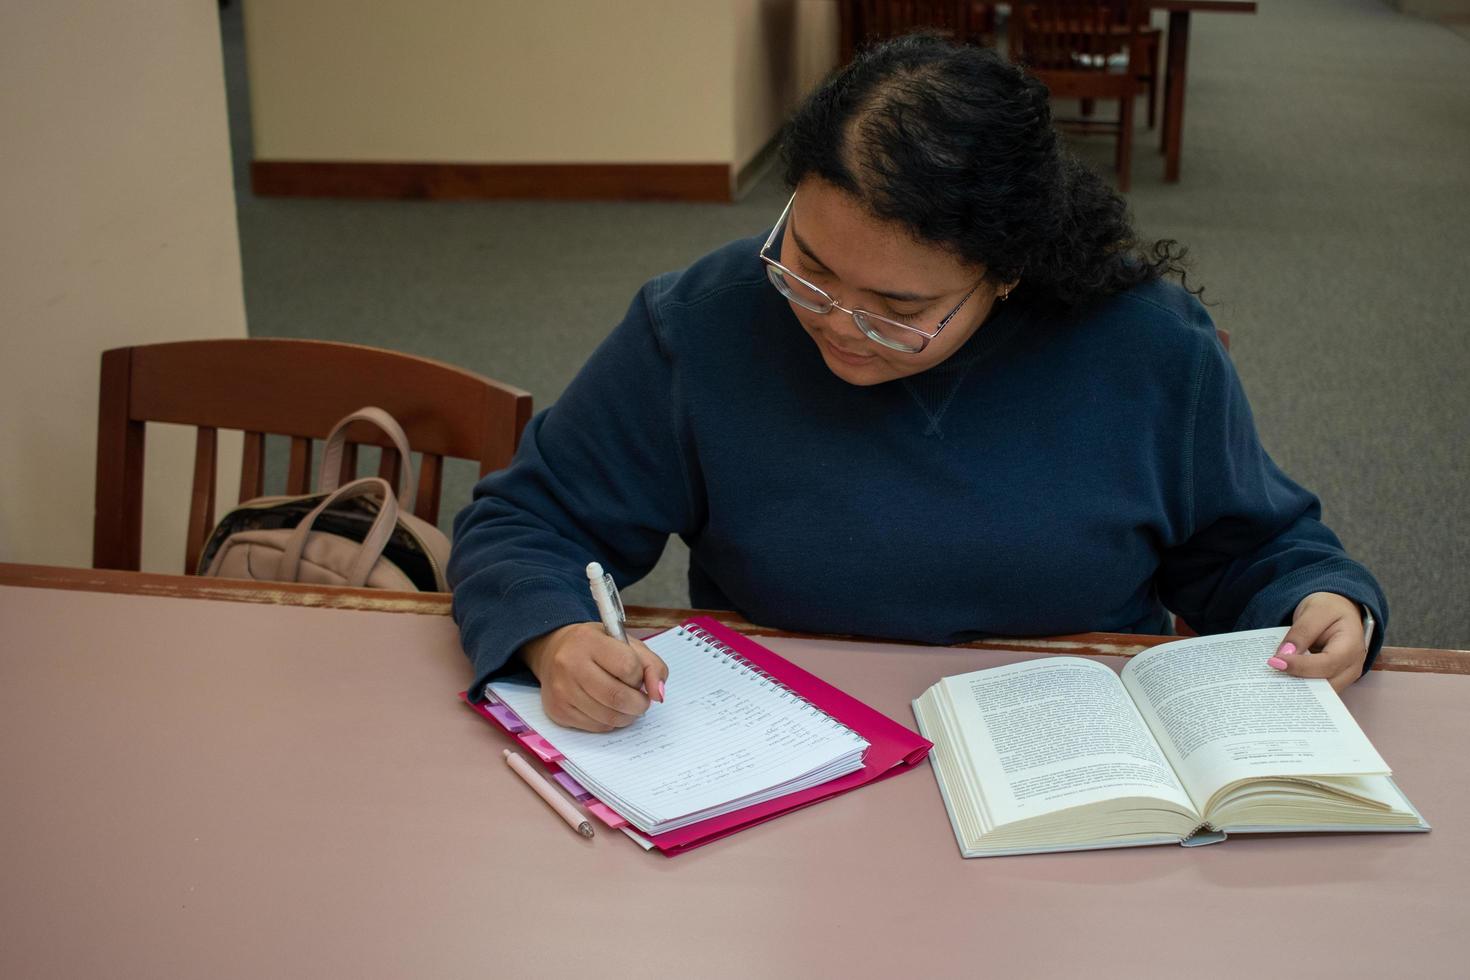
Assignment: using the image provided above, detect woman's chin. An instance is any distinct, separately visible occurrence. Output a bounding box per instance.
[815,335,891,385]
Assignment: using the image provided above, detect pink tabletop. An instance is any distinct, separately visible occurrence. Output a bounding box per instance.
[1,584,1465,978]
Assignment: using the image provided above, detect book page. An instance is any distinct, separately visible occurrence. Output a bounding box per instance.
[1120,628,1389,812]
[937,657,1195,827]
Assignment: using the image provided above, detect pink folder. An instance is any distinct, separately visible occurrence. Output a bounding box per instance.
[465,616,933,855]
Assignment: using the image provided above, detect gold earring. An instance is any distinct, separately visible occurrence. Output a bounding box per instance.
[998,289,1010,302]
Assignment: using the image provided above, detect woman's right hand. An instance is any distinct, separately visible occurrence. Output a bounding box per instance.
[520,622,668,732]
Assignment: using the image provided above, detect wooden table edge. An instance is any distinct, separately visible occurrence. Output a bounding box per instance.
[3,563,1464,675]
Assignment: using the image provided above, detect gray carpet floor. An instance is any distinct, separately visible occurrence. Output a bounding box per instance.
[221,0,1469,650]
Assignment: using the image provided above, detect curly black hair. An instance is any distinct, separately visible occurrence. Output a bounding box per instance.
[781,34,1194,309]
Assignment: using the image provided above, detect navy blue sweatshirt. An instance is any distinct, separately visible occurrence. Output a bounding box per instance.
[450,235,1387,696]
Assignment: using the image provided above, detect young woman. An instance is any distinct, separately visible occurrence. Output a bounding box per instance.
[450,35,1386,733]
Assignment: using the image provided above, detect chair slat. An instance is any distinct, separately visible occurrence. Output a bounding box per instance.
[338,442,359,486]
[185,427,218,574]
[416,454,443,526]
[377,447,402,492]
[240,431,265,501]
[287,437,313,495]
[93,348,146,571]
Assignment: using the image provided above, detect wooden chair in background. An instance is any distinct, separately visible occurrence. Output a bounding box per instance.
[1008,0,1149,192]
[1130,10,1162,131]
[1077,5,1162,131]
[93,338,532,577]
[840,0,996,61]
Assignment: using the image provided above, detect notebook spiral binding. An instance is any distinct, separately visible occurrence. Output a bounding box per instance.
[682,625,864,744]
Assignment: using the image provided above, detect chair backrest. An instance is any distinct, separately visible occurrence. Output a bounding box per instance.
[847,1,991,55]
[93,338,532,575]
[1008,0,1146,94]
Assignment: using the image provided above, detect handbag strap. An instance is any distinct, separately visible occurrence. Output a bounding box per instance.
[277,477,400,588]
[317,407,416,511]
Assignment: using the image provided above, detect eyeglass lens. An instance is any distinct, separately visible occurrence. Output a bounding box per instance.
[765,265,925,353]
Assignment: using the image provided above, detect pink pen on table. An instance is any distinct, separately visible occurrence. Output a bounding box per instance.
[503,749,595,839]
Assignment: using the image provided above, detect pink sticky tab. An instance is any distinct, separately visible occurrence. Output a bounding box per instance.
[520,733,562,764]
[552,771,590,799]
[585,801,628,829]
[484,702,528,733]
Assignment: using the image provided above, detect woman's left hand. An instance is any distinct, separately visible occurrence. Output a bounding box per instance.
[1269,592,1369,692]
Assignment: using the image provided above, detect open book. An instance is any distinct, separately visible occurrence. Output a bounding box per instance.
[912,628,1428,857]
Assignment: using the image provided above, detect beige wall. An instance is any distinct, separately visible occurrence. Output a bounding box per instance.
[246,0,839,180]
[0,3,247,573]
[733,1,840,175]
[246,1,735,164]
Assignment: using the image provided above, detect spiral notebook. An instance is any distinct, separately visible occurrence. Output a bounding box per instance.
[469,617,932,855]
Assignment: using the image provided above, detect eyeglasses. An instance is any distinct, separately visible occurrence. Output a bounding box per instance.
[758,192,982,354]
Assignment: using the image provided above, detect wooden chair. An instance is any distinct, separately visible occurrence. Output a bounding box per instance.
[1008,0,1148,192]
[1077,6,1162,131]
[93,338,532,577]
[840,1,997,62]
[1128,12,1162,131]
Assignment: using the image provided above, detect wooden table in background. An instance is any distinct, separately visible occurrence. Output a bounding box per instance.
[3,563,1467,979]
[1153,1,1257,181]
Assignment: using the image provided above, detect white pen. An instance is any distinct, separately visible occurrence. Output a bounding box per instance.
[586,561,627,644]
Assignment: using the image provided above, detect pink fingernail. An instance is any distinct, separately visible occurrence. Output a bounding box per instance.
[1267,657,1288,670]
[657,680,666,701]
[1278,643,1297,657]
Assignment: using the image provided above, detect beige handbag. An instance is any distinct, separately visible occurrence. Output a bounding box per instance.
[197,408,450,591]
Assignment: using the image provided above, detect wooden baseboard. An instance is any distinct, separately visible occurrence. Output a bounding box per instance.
[250,160,735,202]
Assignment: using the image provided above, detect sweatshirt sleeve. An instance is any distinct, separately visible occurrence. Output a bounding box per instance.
[1155,330,1389,670]
[448,279,699,697]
